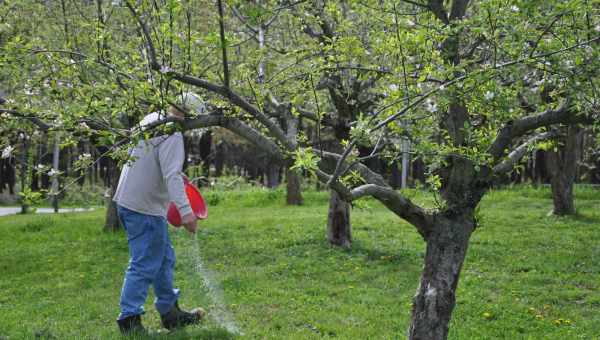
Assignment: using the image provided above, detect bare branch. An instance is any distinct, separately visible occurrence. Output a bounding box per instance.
[400,0,429,9]
[170,72,293,150]
[124,0,159,69]
[217,0,231,89]
[319,151,389,187]
[184,114,284,161]
[30,49,134,80]
[326,140,357,187]
[489,101,595,160]
[493,131,558,174]
[229,5,258,34]
[350,184,432,237]
[317,164,432,237]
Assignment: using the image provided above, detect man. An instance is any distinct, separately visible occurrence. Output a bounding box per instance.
[113,92,206,335]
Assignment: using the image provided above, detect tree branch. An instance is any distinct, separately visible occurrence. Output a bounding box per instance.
[350,184,432,238]
[427,0,449,24]
[0,109,51,130]
[124,0,159,70]
[217,0,230,90]
[316,165,432,237]
[319,151,390,187]
[171,72,292,149]
[184,114,285,161]
[489,100,595,160]
[492,131,557,174]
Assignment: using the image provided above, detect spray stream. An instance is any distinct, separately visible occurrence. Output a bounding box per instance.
[184,233,242,335]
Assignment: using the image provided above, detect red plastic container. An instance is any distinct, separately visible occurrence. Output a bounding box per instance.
[167,178,208,227]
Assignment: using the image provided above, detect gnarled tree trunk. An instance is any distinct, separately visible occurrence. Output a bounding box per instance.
[409,213,475,340]
[327,190,351,248]
[546,125,584,215]
[285,166,303,205]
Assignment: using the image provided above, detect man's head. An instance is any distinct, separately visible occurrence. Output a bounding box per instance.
[169,92,205,119]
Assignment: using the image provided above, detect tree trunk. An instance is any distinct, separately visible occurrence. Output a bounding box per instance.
[401,137,410,189]
[51,135,60,213]
[285,166,303,205]
[409,213,475,340]
[19,138,29,214]
[104,159,122,231]
[546,125,584,216]
[266,163,280,188]
[327,190,351,248]
[390,161,401,189]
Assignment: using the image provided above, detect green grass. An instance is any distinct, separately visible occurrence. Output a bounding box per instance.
[1,186,599,339]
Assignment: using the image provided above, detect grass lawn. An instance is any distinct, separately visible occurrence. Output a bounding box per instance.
[0,186,599,339]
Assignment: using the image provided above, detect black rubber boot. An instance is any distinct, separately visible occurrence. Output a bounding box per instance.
[117,314,146,336]
[160,301,205,330]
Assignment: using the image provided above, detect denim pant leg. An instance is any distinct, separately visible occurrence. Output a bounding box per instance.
[153,231,180,315]
[117,206,169,320]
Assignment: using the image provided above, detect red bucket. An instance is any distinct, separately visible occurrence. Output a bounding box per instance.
[167,178,208,227]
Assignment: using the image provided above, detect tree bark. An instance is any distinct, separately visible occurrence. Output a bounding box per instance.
[327,190,351,248]
[546,125,584,215]
[285,166,303,205]
[409,213,475,340]
[104,159,122,231]
[51,134,60,213]
[19,138,29,214]
[266,163,280,188]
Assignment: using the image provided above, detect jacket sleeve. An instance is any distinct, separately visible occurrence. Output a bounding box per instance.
[157,133,193,217]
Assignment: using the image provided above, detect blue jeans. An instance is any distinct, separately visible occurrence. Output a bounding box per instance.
[117,205,180,320]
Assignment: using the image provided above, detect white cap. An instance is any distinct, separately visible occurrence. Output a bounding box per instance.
[175,92,206,115]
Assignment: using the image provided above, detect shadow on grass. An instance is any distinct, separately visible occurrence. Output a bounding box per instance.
[127,327,236,340]
[20,216,56,233]
[568,213,600,225]
[344,240,421,264]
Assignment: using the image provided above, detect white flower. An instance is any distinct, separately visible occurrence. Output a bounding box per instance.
[48,168,59,177]
[78,153,91,160]
[562,60,574,69]
[1,145,14,159]
[159,65,172,74]
[484,91,495,100]
[37,164,45,170]
[79,122,90,130]
[389,84,399,91]
[425,99,438,113]
[510,5,519,12]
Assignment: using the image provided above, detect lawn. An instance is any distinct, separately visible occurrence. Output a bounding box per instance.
[0,186,599,339]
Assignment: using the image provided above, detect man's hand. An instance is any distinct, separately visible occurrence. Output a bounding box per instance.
[181,213,198,234]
